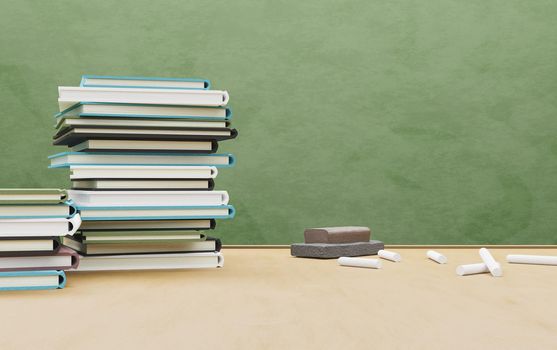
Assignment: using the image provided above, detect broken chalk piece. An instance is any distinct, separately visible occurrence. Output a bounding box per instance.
[506,254,557,266]
[479,248,503,277]
[456,263,489,276]
[427,250,447,264]
[378,249,401,262]
[338,257,381,269]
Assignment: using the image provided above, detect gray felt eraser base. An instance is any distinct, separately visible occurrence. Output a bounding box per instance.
[290,240,385,259]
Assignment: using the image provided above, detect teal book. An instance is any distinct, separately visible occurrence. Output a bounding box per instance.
[0,270,66,291]
[80,75,210,90]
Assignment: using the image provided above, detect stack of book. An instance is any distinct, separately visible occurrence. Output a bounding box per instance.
[0,189,81,291]
[49,75,236,271]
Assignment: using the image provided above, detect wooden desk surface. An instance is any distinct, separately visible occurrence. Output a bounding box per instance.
[1,248,556,349]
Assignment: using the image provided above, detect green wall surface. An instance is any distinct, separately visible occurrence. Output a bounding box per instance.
[1,0,556,244]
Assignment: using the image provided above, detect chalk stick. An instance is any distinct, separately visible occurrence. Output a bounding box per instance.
[304,226,371,244]
[456,263,489,276]
[338,257,381,269]
[479,248,503,277]
[427,250,447,264]
[506,254,557,266]
[378,249,401,262]
[290,240,384,259]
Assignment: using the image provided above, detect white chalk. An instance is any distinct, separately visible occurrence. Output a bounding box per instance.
[378,249,401,262]
[456,263,489,276]
[426,250,447,264]
[507,254,557,266]
[479,248,503,277]
[338,257,381,269]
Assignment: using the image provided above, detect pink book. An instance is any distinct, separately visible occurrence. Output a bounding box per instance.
[0,246,79,272]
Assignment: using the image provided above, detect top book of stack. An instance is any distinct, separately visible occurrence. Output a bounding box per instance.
[58,76,229,111]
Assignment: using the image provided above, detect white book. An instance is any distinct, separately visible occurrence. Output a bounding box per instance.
[80,76,209,89]
[58,86,229,110]
[0,239,56,252]
[55,103,230,120]
[0,204,75,218]
[80,219,214,230]
[69,165,218,179]
[0,215,81,237]
[75,252,223,271]
[49,152,234,168]
[72,179,212,190]
[71,139,215,152]
[0,255,72,270]
[78,206,232,220]
[56,117,227,130]
[68,190,229,207]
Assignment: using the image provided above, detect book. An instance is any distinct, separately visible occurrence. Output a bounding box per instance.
[54,127,237,146]
[0,215,81,237]
[80,219,215,230]
[55,103,231,121]
[0,247,79,272]
[80,75,210,90]
[69,165,218,179]
[0,270,66,291]
[0,189,67,204]
[304,227,371,244]
[68,190,229,207]
[0,202,77,219]
[76,229,206,243]
[72,179,215,190]
[77,205,235,221]
[63,236,221,255]
[70,139,218,153]
[55,116,228,131]
[0,237,61,257]
[58,87,229,111]
[49,152,235,168]
[74,252,223,271]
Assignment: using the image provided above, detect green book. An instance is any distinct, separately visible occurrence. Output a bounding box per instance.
[63,236,219,255]
[76,229,206,244]
[0,189,67,204]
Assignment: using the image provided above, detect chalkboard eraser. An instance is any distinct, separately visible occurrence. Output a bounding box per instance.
[304,226,371,244]
[291,240,384,259]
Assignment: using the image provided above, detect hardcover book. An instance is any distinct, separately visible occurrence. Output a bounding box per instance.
[69,165,218,180]
[75,252,223,271]
[58,86,229,110]
[0,247,79,272]
[53,126,237,146]
[0,215,81,237]
[80,75,210,90]
[0,189,67,204]
[0,270,66,291]
[0,237,62,257]
[49,152,235,168]
[63,236,221,255]
[55,102,231,122]
[68,190,229,207]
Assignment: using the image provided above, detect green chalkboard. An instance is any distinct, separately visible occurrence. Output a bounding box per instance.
[1,0,556,244]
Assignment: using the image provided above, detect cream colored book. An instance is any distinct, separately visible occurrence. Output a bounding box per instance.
[71,139,216,152]
[69,165,218,180]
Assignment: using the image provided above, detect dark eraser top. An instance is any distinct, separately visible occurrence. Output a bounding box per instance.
[304,226,371,244]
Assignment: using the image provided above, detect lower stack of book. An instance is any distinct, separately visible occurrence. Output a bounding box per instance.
[0,189,81,291]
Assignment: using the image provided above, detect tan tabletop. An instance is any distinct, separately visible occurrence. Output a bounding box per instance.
[1,248,556,349]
